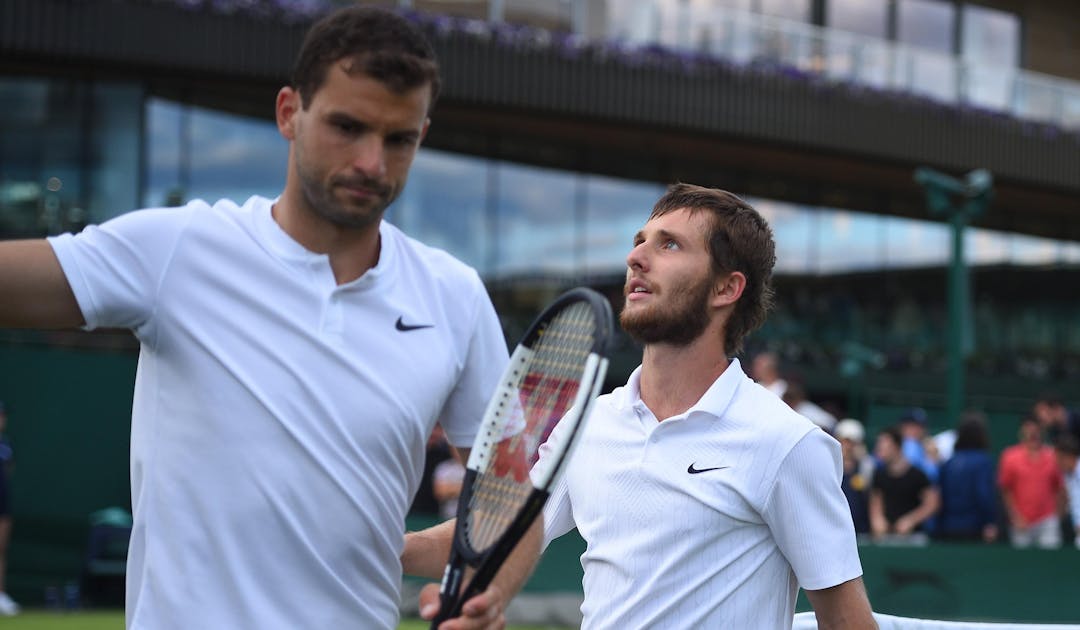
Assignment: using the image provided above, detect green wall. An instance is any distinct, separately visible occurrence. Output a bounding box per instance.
[0,342,136,602]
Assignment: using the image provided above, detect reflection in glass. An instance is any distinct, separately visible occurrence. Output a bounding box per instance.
[583,175,664,274]
[493,161,580,277]
[1010,233,1060,266]
[897,0,954,53]
[882,215,949,269]
[759,0,808,21]
[752,197,813,274]
[967,228,1009,266]
[961,5,1018,67]
[960,5,1019,109]
[814,209,884,273]
[0,78,141,237]
[826,0,887,38]
[144,99,285,208]
[390,148,492,273]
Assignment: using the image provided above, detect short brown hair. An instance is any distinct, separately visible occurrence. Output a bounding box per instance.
[650,183,776,355]
[291,6,440,110]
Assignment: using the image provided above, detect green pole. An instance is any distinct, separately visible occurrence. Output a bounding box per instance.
[913,168,992,426]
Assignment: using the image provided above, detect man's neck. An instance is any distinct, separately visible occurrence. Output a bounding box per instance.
[272,194,382,285]
[638,335,730,422]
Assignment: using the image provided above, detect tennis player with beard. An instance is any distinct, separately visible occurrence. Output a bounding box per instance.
[533,183,877,629]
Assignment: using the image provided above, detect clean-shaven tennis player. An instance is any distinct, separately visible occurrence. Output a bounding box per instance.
[535,184,878,629]
[0,7,527,630]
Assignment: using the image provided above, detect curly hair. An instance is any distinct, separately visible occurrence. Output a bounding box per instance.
[291,6,440,110]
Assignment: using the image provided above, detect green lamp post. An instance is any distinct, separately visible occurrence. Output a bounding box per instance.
[913,167,993,427]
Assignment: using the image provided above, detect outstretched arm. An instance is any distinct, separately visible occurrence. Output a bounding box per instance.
[806,576,878,630]
[0,240,83,328]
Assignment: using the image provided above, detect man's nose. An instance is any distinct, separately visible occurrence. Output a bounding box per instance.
[626,242,648,271]
[352,136,386,178]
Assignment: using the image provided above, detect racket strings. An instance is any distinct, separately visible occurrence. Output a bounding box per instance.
[465,302,599,552]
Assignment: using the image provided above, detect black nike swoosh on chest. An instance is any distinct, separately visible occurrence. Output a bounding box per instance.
[687,463,730,474]
[395,316,434,332]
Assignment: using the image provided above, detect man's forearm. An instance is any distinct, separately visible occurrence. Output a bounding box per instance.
[403,519,456,580]
[489,518,543,601]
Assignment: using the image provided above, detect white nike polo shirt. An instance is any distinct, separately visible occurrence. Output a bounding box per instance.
[538,358,863,629]
[49,196,507,630]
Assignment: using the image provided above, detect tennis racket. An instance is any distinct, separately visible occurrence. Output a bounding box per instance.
[429,287,613,627]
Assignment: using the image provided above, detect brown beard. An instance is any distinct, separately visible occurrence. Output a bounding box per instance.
[620,271,713,347]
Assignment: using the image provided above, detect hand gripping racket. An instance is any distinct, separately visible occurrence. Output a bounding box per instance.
[429,287,613,627]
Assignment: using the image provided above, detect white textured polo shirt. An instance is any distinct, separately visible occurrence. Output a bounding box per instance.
[538,358,862,629]
[48,196,508,630]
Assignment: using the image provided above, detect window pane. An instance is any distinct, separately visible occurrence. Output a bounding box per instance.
[493,162,580,277]
[826,0,887,38]
[897,0,955,53]
[961,5,1019,67]
[883,215,950,268]
[759,0,809,21]
[144,99,285,207]
[0,78,141,237]
[389,148,492,273]
[814,209,885,273]
[752,197,813,273]
[583,174,664,274]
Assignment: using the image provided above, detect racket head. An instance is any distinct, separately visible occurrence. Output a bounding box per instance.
[454,286,613,561]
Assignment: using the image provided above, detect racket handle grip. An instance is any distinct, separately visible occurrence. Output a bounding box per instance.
[428,591,456,629]
[429,561,464,629]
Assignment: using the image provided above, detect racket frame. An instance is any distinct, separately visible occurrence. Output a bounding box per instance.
[430,287,612,626]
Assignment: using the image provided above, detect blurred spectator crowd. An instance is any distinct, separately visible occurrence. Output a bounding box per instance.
[751,351,1080,549]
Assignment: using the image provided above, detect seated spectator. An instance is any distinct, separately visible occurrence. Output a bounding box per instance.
[937,412,998,542]
[998,415,1063,549]
[835,418,874,534]
[870,426,939,542]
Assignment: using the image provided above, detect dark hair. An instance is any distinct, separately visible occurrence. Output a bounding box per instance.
[649,183,776,355]
[291,6,440,110]
[878,426,903,448]
[953,414,990,451]
[1055,434,1080,457]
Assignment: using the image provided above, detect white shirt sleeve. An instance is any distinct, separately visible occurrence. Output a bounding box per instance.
[47,205,195,334]
[438,284,509,448]
[532,412,577,549]
[761,428,863,591]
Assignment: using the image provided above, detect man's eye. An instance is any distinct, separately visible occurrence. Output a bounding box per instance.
[661,240,679,250]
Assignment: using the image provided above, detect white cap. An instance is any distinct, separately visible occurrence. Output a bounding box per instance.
[834,418,865,443]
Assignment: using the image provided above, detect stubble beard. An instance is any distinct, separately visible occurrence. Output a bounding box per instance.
[619,272,714,347]
[295,152,397,230]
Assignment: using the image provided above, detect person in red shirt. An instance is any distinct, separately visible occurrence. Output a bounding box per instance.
[998,415,1064,548]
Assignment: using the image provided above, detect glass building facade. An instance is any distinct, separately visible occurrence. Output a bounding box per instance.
[3,80,1079,396]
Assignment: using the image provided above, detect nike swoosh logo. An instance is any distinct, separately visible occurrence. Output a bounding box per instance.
[687,463,730,474]
[395,316,434,332]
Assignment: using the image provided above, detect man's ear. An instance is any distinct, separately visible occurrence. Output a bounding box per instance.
[276,87,300,141]
[712,271,747,308]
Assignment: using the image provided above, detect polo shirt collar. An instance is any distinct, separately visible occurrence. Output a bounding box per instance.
[252,196,395,290]
[617,357,745,422]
